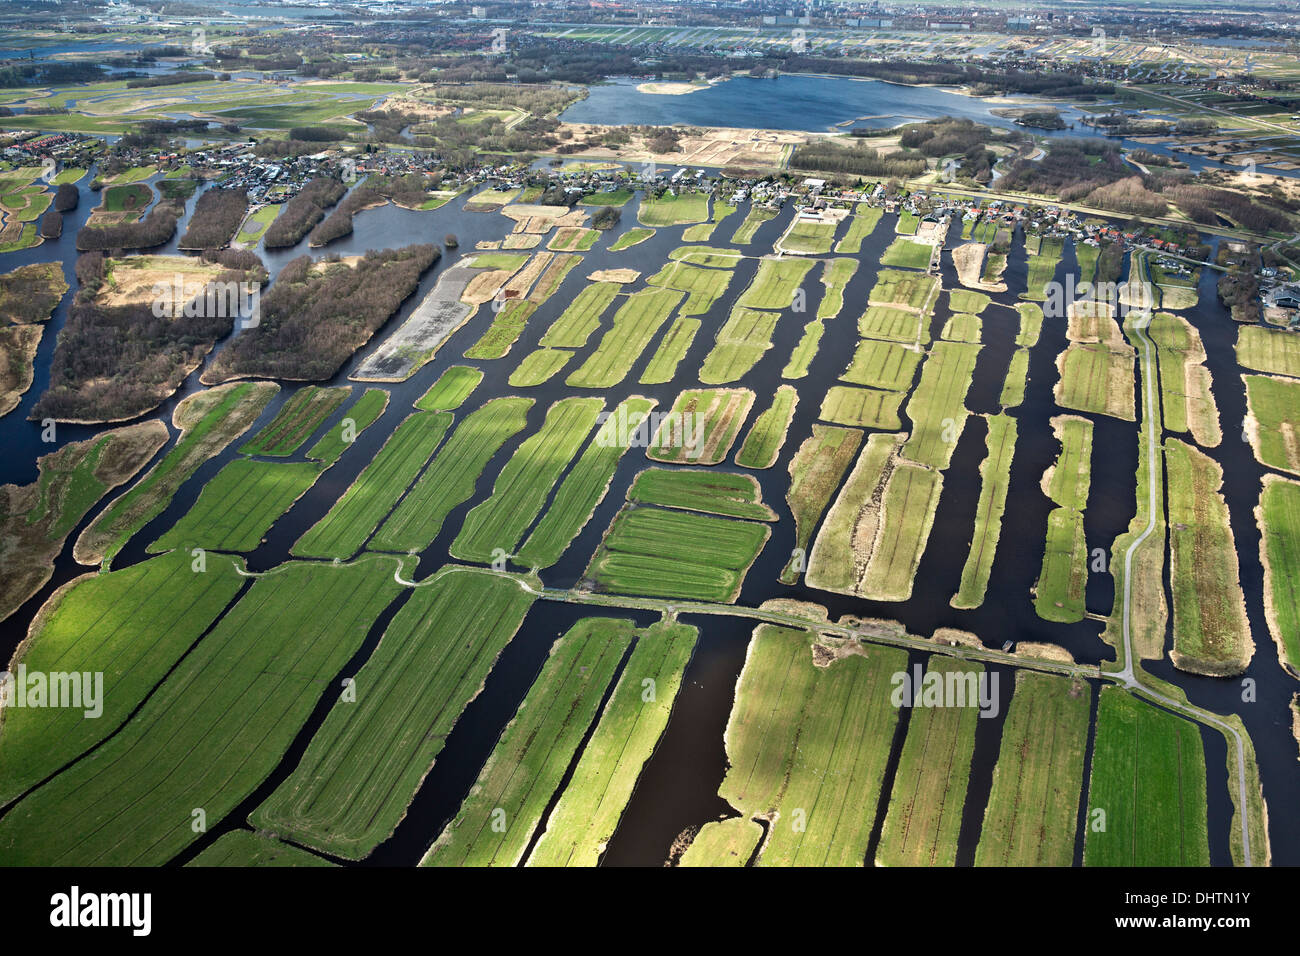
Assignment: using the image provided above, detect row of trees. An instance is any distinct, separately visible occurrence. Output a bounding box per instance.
[790,140,926,178]
[77,200,183,253]
[264,177,348,249]
[203,244,439,383]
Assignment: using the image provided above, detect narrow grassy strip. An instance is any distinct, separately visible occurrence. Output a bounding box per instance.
[1166,438,1252,676]
[306,389,388,464]
[149,459,323,554]
[0,558,403,866]
[1258,475,1300,671]
[859,304,928,344]
[527,620,698,866]
[719,626,907,866]
[876,657,982,866]
[952,414,1017,609]
[639,316,700,385]
[451,397,603,562]
[1084,687,1210,866]
[75,382,278,566]
[291,411,453,560]
[423,617,633,867]
[732,206,778,244]
[513,397,656,568]
[1016,302,1043,347]
[239,386,349,457]
[1000,348,1030,408]
[251,568,536,859]
[567,288,683,388]
[371,398,533,553]
[463,300,536,360]
[188,831,335,867]
[647,387,755,465]
[782,320,823,379]
[840,339,922,392]
[587,506,769,603]
[699,306,779,384]
[736,385,798,469]
[414,365,483,411]
[736,257,814,311]
[610,227,654,251]
[834,206,883,253]
[679,818,764,866]
[902,340,980,470]
[974,671,1089,866]
[1151,311,1221,448]
[0,549,246,805]
[539,282,621,348]
[508,347,573,387]
[780,424,862,584]
[817,257,858,320]
[628,468,775,521]
[1034,415,1093,623]
[646,260,734,316]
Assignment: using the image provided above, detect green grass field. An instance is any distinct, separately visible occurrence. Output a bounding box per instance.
[451,397,603,563]
[306,389,388,464]
[681,200,738,242]
[1016,303,1043,347]
[463,300,536,360]
[76,382,278,566]
[869,269,939,312]
[587,505,769,603]
[240,386,349,457]
[834,206,883,254]
[975,671,1090,867]
[610,227,654,251]
[858,304,928,344]
[1236,325,1300,378]
[251,567,536,859]
[646,260,734,316]
[952,414,1017,610]
[699,306,779,384]
[639,316,700,385]
[949,289,991,315]
[818,385,903,429]
[735,385,798,469]
[902,340,980,470]
[1151,312,1220,448]
[780,216,837,255]
[628,467,775,521]
[638,191,709,227]
[0,558,403,865]
[780,424,862,584]
[567,288,683,388]
[0,549,246,805]
[548,226,599,252]
[896,211,919,235]
[423,617,632,866]
[876,657,983,866]
[189,831,334,867]
[1083,688,1209,866]
[718,625,907,866]
[1035,415,1093,623]
[1259,475,1300,671]
[149,458,323,554]
[541,281,622,349]
[291,411,453,559]
[880,237,934,270]
[941,312,981,343]
[1056,344,1136,421]
[372,398,532,554]
[236,204,280,244]
[527,620,698,866]
[1165,438,1251,675]
[679,817,764,866]
[1000,348,1030,408]
[816,257,858,320]
[736,257,814,311]
[508,347,572,387]
[1245,375,1300,474]
[414,365,484,411]
[515,398,656,568]
[840,339,922,392]
[782,320,823,379]
[669,245,745,268]
[647,387,754,465]
[731,206,778,244]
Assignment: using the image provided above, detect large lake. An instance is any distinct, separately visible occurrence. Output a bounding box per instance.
[561,74,1087,133]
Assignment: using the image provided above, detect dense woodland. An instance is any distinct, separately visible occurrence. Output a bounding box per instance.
[204,244,439,383]
[264,177,348,249]
[77,199,183,253]
[0,263,67,325]
[178,187,249,250]
[308,186,387,246]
